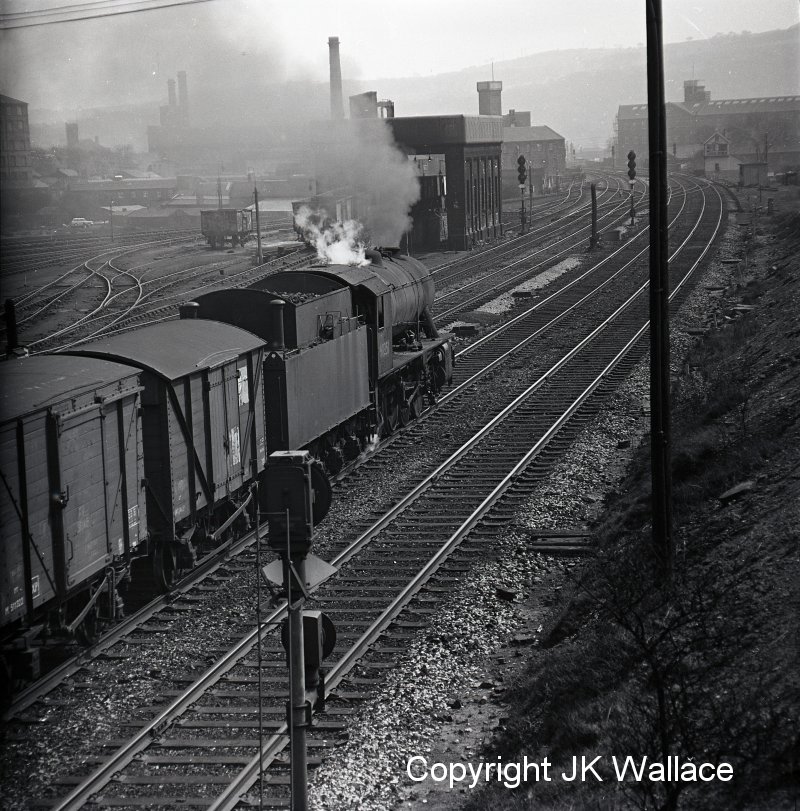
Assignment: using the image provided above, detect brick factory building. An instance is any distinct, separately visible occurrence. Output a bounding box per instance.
[616,80,800,178]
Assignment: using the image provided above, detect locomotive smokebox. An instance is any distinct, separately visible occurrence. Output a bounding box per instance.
[270,299,286,350]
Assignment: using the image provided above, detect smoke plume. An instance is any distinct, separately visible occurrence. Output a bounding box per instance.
[311,119,421,247]
[294,205,370,266]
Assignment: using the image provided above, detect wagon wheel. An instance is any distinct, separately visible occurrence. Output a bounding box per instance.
[433,363,447,392]
[323,442,345,476]
[342,432,362,460]
[75,603,100,645]
[153,542,178,592]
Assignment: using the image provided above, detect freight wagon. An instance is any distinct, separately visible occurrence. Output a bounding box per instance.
[65,320,268,588]
[200,208,253,248]
[1,355,147,679]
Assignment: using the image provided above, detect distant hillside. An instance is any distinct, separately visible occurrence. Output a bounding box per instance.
[352,25,799,149]
[28,26,798,154]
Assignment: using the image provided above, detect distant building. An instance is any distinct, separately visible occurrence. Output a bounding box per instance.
[474,82,566,197]
[477,81,503,116]
[616,80,800,174]
[63,177,178,215]
[1,94,33,187]
[349,92,395,120]
[703,131,740,177]
[503,109,531,128]
[502,124,567,196]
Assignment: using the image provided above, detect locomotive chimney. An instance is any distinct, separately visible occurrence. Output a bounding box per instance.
[328,36,344,120]
[270,299,286,350]
[179,301,199,319]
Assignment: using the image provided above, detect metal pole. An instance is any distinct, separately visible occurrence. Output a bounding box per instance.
[529,164,533,228]
[284,510,308,811]
[254,485,264,811]
[254,186,263,265]
[110,200,114,242]
[590,183,598,248]
[630,182,636,225]
[646,0,673,578]
[520,187,525,233]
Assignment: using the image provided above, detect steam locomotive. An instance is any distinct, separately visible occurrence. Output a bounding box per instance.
[0,250,453,683]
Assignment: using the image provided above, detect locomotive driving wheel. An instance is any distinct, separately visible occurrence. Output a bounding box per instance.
[399,386,423,427]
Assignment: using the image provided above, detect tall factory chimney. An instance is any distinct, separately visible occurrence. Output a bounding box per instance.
[328,36,344,120]
[65,121,79,149]
[168,78,177,108]
[477,80,503,116]
[177,70,189,126]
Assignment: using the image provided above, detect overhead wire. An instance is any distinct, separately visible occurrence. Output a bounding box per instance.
[0,0,220,29]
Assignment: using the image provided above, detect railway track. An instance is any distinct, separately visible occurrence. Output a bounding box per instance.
[10,238,305,352]
[11,178,727,809]
[432,177,654,321]
[436,173,629,289]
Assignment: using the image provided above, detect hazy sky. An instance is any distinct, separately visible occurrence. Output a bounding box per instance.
[1,0,798,111]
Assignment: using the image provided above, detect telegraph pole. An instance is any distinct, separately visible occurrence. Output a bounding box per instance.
[646,0,673,578]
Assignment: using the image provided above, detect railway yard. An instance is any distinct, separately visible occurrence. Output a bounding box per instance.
[1,170,796,811]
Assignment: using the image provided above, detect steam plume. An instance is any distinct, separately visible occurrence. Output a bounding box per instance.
[294,205,370,266]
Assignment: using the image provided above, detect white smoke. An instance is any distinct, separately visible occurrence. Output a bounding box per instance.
[294,205,371,266]
[310,120,421,247]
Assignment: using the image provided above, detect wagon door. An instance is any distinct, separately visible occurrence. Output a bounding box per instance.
[56,406,114,588]
[205,365,229,501]
[0,418,57,622]
[222,359,246,495]
[101,392,146,559]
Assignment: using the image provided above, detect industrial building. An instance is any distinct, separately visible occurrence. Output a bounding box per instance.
[616,80,800,179]
[1,95,34,187]
[474,82,567,197]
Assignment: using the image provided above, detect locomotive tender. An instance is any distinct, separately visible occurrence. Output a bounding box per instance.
[0,251,452,683]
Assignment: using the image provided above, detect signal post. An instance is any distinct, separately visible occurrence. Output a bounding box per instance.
[517,155,528,232]
[261,451,336,811]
